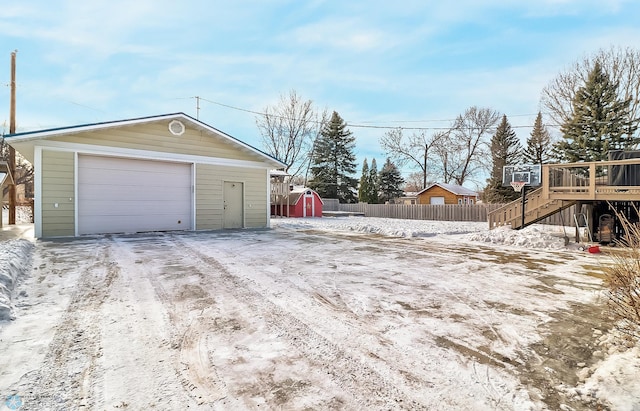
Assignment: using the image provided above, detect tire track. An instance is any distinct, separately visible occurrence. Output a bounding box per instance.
[11,238,118,411]
[204,231,519,401]
[170,234,427,410]
[116,236,228,407]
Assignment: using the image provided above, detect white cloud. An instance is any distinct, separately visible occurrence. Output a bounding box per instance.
[287,18,393,53]
[3,0,640,176]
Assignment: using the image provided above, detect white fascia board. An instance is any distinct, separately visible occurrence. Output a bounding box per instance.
[35,140,276,170]
[8,113,286,169]
[7,114,182,142]
[266,169,271,228]
[74,152,78,237]
[187,118,286,169]
[33,146,42,238]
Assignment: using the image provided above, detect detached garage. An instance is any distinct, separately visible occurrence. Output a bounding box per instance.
[6,113,286,238]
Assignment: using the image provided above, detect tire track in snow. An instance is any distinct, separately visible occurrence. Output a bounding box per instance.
[201,230,529,409]
[11,238,118,411]
[171,234,427,410]
[116,235,229,407]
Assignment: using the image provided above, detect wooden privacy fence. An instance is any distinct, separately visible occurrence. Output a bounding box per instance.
[323,201,577,225]
[335,203,501,221]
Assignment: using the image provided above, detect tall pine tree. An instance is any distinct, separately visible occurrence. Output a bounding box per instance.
[556,61,639,162]
[523,112,552,165]
[358,158,370,203]
[379,158,405,203]
[484,115,523,203]
[308,111,358,203]
[368,158,380,204]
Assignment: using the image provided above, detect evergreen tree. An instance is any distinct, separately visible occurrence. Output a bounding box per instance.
[484,115,523,203]
[308,111,358,203]
[556,61,639,163]
[358,158,370,203]
[379,158,405,203]
[368,158,380,204]
[523,112,552,165]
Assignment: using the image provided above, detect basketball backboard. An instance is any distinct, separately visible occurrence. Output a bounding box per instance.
[502,164,541,187]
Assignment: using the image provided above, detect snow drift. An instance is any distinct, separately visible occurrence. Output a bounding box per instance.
[0,239,34,321]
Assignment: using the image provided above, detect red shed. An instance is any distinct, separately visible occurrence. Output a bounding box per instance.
[272,187,323,218]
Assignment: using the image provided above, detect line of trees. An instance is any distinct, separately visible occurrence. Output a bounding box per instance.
[256,46,640,204]
[358,157,404,204]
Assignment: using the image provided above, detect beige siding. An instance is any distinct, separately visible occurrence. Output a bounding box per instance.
[196,164,267,230]
[41,150,75,237]
[417,186,467,205]
[52,122,262,163]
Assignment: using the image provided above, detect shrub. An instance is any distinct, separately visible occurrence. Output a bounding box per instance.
[603,206,640,340]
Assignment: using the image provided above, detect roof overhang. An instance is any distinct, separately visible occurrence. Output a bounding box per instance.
[417,183,478,197]
[4,112,286,168]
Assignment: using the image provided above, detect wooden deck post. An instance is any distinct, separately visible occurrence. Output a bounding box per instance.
[589,162,596,199]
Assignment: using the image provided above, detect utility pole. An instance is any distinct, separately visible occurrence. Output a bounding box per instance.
[195,96,200,120]
[8,50,17,225]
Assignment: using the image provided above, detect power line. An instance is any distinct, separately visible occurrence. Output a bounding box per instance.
[189,96,615,131]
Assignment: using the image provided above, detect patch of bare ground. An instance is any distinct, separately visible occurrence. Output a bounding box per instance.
[516,301,614,410]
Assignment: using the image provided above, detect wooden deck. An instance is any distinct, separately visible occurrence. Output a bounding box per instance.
[489,158,640,229]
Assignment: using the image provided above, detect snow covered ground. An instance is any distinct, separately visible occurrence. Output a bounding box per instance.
[0,216,638,410]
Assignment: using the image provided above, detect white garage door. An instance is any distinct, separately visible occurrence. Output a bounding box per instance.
[430,196,445,205]
[78,155,192,235]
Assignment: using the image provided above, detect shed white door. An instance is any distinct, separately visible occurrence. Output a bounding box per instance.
[303,193,313,217]
[430,196,445,205]
[78,155,192,235]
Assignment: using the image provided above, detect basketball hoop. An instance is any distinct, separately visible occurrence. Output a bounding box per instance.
[510,181,526,192]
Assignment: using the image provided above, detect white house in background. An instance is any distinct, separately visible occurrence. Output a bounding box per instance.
[6,113,286,238]
[393,192,418,205]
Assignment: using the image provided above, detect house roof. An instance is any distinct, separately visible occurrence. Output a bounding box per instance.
[288,187,324,205]
[417,182,478,197]
[5,112,286,168]
[400,192,418,198]
[270,169,290,176]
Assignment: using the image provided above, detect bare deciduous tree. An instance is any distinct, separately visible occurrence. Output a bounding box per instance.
[403,172,424,192]
[434,106,500,186]
[0,137,33,199]
[541,46,640,129]
[256,90,326,178]
[379,128,445,190]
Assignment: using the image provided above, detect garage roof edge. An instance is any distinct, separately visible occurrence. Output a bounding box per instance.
[3,112,286,168]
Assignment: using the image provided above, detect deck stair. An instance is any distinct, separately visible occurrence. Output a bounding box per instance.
[488,187,576,230]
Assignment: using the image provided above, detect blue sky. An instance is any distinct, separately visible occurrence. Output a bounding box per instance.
[1,0,639,181]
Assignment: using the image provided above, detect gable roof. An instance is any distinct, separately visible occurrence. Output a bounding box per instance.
[5,112,286,168]
[417,182,478,197]
[288,187,324,205]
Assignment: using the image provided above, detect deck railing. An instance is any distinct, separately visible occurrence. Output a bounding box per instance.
[542,158,640,201]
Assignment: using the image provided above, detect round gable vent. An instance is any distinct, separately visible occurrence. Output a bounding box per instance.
[168,120,185,136]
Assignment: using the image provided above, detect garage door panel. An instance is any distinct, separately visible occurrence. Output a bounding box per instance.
[78,155,192,235]
[79,185,191,201]
[79,168,189,185]
[80,215,190,234]
[79,200,190,216]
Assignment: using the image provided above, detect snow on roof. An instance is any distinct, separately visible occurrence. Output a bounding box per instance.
[288,187,324,205]
[418,182,478,196]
